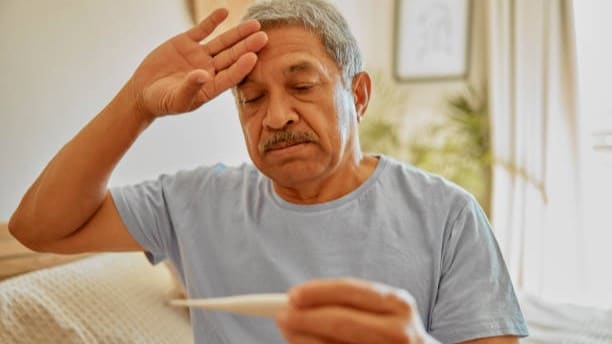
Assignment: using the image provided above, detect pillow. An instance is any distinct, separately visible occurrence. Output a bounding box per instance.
[0,223,92,281]
[519,291,612,343]
[0,253,193,344]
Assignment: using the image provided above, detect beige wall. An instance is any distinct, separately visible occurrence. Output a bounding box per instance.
[0,0,249,219]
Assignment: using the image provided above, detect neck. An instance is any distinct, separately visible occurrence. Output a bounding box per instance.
[272,154,379,204]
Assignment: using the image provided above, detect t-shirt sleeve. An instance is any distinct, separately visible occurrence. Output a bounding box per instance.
[428,197,529,343]
[110,176,176,265]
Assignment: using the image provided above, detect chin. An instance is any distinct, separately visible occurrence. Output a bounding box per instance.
[260,160,328,185]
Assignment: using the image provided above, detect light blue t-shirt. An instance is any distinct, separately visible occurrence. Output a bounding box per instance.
[110,155,528,343]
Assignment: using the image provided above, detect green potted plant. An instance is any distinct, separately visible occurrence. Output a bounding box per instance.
[360,74,492,215]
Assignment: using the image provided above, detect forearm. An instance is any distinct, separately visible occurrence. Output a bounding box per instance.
[9,84,152,246]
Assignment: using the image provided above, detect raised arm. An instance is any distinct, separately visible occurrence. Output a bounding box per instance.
[9,9,268,253]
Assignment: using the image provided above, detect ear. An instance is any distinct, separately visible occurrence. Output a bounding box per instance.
[351,72,372,123]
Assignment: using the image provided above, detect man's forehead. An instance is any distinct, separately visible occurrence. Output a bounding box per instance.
[238,58,324,87]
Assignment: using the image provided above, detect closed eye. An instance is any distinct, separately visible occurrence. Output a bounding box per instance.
[293,84,315,92]
[243,95,263,104]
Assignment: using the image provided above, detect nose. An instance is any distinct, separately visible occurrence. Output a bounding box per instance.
[262,93,299,130]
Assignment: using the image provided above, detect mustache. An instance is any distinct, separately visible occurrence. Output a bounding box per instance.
[261,130,316,151]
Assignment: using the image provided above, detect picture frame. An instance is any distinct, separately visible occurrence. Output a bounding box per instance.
[393,0,472,82]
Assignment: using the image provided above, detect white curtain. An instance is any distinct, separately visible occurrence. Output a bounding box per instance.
[487,0,585,304]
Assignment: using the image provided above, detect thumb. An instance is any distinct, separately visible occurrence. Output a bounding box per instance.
[174,69,213,110]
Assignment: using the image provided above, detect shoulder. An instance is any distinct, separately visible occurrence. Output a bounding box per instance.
[378,155,475,215]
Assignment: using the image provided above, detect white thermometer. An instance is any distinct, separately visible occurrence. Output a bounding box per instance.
[169,293,288,318]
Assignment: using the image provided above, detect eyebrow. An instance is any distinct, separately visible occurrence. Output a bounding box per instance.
[285,61,318,75]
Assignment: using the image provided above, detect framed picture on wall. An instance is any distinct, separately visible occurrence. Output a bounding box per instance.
[393,0,472,82]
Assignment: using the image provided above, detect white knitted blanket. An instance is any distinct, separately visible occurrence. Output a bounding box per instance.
[0,253,192,344]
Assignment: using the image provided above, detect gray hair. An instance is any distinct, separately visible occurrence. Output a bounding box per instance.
[243,0,363,83]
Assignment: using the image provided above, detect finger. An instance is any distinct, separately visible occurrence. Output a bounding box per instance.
[280,306,411,344]
[281,333,343,344]
[278,329,335,344]
[205,19,261,56]
[186,8,229,42]
[277,318,344,344]
[289,278,413,315]
[211,52,258,92]
[212,31,268,72]
[174,69,213,109]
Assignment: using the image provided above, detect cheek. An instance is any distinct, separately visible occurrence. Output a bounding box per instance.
[240,118,261,151]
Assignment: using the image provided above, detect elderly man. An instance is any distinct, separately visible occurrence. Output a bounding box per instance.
[9,0,528,343]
